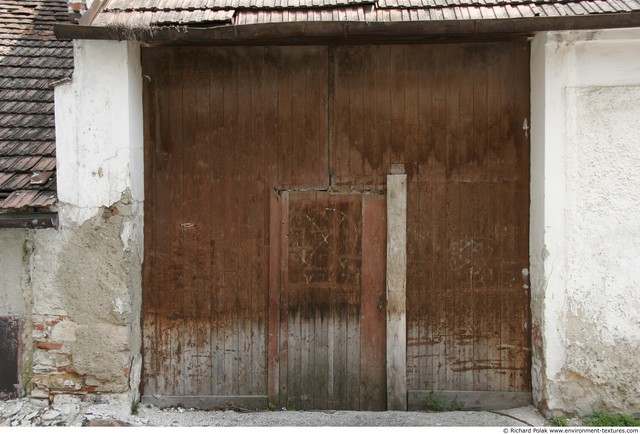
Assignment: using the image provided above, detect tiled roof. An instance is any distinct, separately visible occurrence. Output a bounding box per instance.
[0,0,72,211]
[85,0,640,28]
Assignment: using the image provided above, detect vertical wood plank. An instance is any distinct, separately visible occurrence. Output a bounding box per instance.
[279,191,290,407]
[360,194,387,410]
[373,45,391,187]
[141,47,157,397]
[348,47,365,189]
[276,47,292,189]
[152,47,172,396]
[191,47,213,397]
[268,189,281,404]
[342,195,362,410]
[387,169,407,411]
[403,45,420,183]
[221,46,239,396]
[514,41,532,393]
[330,47,350,187]
[307,47,330,189]
[180,47,200,398]
[390,48,406,166]
[167,50,185,397]
[290,52,307,187]
[208,47,227,396]
[249,46,268,397]
[235,47,251,396]
[360,46,377,187]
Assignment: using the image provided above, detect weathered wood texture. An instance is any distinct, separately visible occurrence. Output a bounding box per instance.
[142,46,329,400]
[142,41,530,408]
[330,43,531,400]
[280,191,386,410]
[386,172,407,411]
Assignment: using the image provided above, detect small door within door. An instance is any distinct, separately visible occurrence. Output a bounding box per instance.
[276,191,386,410]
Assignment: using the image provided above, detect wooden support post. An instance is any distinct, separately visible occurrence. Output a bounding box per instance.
[386,164,407,411]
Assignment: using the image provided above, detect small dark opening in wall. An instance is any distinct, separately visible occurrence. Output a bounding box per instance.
[0,316,20,399]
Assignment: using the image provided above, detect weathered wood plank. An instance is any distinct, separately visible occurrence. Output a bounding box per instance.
[312,192,331,409]
[208,47,227,397]
[343,195,362,410]
[290,52,307,188]
[403,45,420,183]
[221,46,239,396]
[457,182,475,391]
[152,48,174,397]
[279,191,290,408]
[192,47,213,397]
[141,47,157,397]
[443,180,460,391]
[389,49,406,167]
[330,47,350,188]
[387,169,407,411]
[235,47,252,397]
[406,180,421,393]
[373,45,391,188]
[307,47,329,190]
[348,47,365,190]
[268,189,281,404]
[360,194,387,411]
[167,50,185,397]
[180,47,201,398]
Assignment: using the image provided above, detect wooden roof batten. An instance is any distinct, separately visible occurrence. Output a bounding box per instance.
[54,0,640,41]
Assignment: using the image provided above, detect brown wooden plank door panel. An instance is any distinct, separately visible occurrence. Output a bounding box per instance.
[277,191,386,410]
[141,45,329,409]
[404,42,532,410]
[142,41,531,411]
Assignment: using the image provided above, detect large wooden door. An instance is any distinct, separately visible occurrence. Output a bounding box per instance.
[275,191,386,410]
[142,42,531,410]
[329,43,531,409]
[141,45,329,408]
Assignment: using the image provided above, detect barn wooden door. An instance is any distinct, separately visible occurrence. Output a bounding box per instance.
[329,43,532,410]
[273,191,386,410]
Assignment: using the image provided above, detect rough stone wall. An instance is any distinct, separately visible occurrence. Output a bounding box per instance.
[530,28,640,417]
[25,39,144,408]
[29,197,141,399]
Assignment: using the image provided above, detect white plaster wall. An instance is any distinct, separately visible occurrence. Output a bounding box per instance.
[28,39,143,406]
[0,230,29,316]
[531,28,640,416]
[55,40,143,227]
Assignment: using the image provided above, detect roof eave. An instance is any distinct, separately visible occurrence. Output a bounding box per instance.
[55,12,640,43]
[0,211,58,229]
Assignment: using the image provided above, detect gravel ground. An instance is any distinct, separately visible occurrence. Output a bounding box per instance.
[0,396,550,427]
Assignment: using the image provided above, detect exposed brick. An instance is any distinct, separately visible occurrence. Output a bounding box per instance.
[56,365,78,374]
[33,324,45,331]
[36,341,62,350]
[80,385,98,393]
